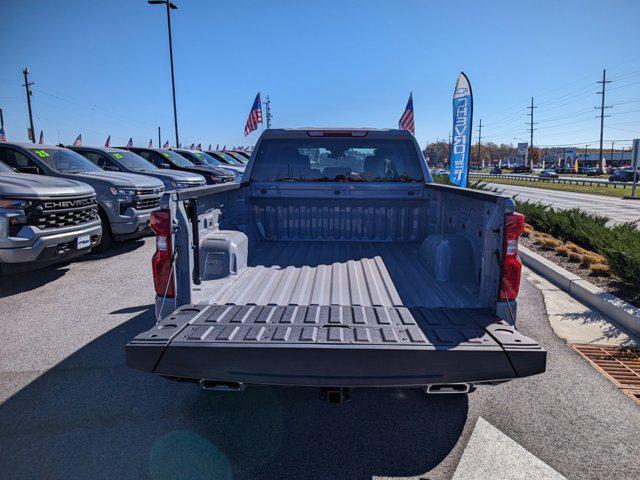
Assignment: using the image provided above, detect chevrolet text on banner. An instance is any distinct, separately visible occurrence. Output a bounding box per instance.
[449,72,473,187]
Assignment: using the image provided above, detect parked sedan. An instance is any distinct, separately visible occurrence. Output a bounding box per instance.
[490,167,502,174]
[69,146,206,191]
[205,150,247,168]
[538,169,559,178]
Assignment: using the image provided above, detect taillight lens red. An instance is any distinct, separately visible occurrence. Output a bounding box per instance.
[150,209,175,298]
[499,212,525,301]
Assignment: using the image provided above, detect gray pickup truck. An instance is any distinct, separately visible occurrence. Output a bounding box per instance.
[126,129,546,398]
[0,143,164,249]
[0,160,101,273]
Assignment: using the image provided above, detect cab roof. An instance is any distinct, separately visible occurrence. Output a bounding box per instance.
[259,128,412,140]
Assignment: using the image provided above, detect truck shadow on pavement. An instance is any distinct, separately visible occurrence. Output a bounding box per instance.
[0,307,469,480]
[0,239,146,298]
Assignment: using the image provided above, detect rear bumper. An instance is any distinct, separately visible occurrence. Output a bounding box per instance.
[0,222,102,267]
[126,304,546,387]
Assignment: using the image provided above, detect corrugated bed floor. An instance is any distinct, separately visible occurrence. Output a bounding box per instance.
[194,242,477,308]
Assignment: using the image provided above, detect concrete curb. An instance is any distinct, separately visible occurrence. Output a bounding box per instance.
[520,245,640,337]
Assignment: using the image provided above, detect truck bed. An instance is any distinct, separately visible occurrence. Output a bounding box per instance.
[126,303,545,386]
[193,241,477,308]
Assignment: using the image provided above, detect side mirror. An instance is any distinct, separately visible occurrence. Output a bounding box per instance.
[103,165,120,172]
[20,166,41,175]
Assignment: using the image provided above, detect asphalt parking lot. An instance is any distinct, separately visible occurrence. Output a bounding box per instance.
[1,237,639,480]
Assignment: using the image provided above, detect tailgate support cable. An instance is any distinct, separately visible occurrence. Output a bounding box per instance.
[188,199,201,285]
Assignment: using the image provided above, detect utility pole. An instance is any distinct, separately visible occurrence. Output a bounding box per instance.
[526,97,537,166]
[158,127,161,148]
[22,68,35,143]
[476,119,482,167]
[596,69,612,172]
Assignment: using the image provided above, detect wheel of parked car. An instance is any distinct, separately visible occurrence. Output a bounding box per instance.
[95,209,113,252]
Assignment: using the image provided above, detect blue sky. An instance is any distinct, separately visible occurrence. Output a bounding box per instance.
[1,0,639,149]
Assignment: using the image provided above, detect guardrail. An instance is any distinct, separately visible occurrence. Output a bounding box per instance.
[469,173,632,189]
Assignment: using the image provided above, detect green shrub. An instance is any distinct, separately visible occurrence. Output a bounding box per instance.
[515,200,640,284]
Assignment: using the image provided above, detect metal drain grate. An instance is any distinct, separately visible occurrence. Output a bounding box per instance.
[571,344,640,406]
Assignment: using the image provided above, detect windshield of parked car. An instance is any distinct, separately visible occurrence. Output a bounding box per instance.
[182,151,225,167]
[110,151,157,171]
[210,151,244,166]
[224,152,249,164]
[28,148,103,173]
[159,149,195,168]
[251,138,423,182]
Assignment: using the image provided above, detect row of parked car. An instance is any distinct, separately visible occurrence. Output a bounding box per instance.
[0,142,250,274]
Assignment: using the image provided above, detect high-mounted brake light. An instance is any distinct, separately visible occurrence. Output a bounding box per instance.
[150,209,175,298]
[306,130,369,137]
[499,212,525,301]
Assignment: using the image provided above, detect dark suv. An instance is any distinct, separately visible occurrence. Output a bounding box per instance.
[125,147,234,185]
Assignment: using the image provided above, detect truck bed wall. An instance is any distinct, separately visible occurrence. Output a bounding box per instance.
[173,182,510,310]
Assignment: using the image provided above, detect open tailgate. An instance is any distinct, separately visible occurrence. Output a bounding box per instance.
[126,305,545,387]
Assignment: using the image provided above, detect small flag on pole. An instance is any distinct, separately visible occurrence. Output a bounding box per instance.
[0,126,6,142]
[126,137,133,148]
[398,93,415,135]
[148,139,153,148]
[73,134,82,146]
[38,130,44,144]
[208,144,212,151]
[104,135,111,148]
[196,143,202,151]
[163,141,169,148]
[189,143,195,149]
[244,92,263,137]
[222,144,226,151]
[574,158,579,173]
[216,144,219,150]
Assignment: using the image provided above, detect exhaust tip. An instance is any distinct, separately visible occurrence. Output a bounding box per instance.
[199,380,246,392]
[425,383,473,394]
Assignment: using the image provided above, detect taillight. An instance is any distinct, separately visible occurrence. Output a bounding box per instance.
[499,212,525,301]
[150,209,175,298]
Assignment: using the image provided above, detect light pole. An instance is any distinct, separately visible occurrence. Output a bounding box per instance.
[148,0,179,148]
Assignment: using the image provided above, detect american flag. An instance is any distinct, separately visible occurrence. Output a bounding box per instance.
[196,143,202,151]
[398,92,415,135]
[222,144,226,151]
[215,144,219,150]
[0,126,6,142]
[163,141,169,148]
[244,92,262,137]
[104,135,111,148]
[148,139,153,148]
[38,130,44,144]
[127,137,133,148]
[73,134,82,146]
[208,144,212,151]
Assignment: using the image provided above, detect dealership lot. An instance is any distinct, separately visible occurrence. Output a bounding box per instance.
[1,237,639,480]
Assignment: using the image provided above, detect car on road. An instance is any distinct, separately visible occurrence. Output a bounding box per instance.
[490,167,502,175]
[433,169,449,176]
[126,128,546,398]
[538,169,559,179]
[126,147,235,185]
[69,146,206,191]
[0,159,102,273]
[174,149,243,181]
[0,142,164,250]
[511,164,532,173]
[585,167,603,176]
[609,167,639,183]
